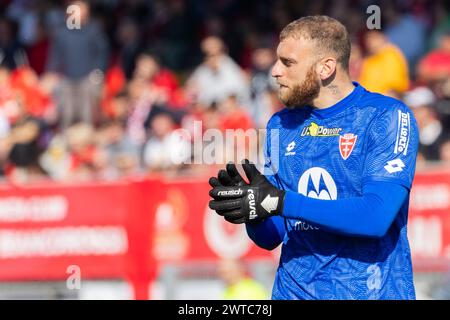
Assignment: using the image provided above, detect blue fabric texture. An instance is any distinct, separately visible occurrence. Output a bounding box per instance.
[249,82,418,300]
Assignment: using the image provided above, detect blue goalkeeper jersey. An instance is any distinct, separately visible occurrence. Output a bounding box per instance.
[264,82,418,300]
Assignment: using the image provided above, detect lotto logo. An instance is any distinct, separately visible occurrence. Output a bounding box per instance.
[286,141,295,152]
[384,159,405,173]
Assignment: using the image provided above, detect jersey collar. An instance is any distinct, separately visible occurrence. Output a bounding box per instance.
[306,82,364,119]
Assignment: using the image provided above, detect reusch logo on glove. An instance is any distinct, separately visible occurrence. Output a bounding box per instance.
[208,159,285,224]
[247,189,257,220]
[217,189,244,196]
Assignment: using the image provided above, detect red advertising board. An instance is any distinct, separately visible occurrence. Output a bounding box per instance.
[154,170,450,271]
[0,178,161,299]
[0,181,130,280]
[150,178,277,264]
[0,168,449,299]
[409,168,450,271]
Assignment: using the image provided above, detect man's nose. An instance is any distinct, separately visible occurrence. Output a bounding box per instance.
[271,60,282,78]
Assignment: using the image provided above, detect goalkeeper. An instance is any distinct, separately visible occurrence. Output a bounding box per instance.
[208,16,419,300]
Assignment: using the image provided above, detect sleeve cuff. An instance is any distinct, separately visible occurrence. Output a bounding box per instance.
[282,190,305,219]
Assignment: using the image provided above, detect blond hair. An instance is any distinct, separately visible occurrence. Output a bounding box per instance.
[280,15,351,70]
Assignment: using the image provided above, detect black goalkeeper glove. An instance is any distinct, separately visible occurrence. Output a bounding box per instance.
[208,161,249,224]
[208,159,285,224]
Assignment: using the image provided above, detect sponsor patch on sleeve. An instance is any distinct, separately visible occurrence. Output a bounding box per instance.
[394,110,410,156]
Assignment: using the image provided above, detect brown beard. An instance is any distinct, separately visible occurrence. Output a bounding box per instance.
[281,64,320,109]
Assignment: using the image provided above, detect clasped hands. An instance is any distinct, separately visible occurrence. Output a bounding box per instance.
[208,159,285,224]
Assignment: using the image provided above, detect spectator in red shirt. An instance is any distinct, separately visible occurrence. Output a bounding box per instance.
[133,52,185,108]
[10,66,55,122]
[100,65,127,120]
[65,122,104,181]
[219,95,254,132]
[417,31,450,83]
[218,95,255,163]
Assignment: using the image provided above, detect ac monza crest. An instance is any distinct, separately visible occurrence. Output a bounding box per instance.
[339,133,357,160]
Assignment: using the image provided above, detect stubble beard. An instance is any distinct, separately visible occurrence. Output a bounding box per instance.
[279,64,321,109]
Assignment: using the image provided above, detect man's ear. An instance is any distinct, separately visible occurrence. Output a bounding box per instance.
[318,58,337,81]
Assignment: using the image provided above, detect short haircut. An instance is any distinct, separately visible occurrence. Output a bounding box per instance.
[280,15,351,70]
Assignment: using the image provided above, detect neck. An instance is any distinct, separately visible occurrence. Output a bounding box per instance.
[311,75,355,109]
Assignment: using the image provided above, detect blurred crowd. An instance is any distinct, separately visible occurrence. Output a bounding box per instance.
[0,0,449,184]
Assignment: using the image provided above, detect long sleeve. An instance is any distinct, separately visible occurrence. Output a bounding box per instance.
[246,215,286,250]
[282,181,408,238]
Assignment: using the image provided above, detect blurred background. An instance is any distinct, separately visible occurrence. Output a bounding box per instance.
[0,0,449,300]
